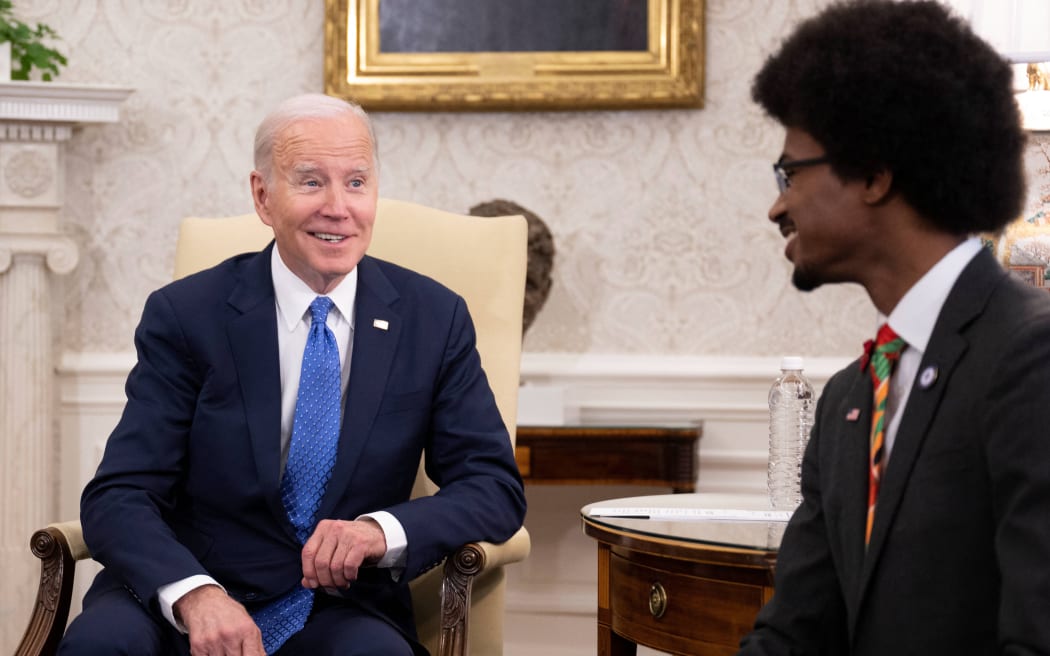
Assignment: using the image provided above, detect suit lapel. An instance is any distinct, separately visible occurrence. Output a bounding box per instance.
[316,256,402,521]
[857,248,1000,599]
[835,368,876,602]
[225,243,290,537]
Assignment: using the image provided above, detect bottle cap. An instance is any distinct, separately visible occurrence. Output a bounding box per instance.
[781,356,804,371]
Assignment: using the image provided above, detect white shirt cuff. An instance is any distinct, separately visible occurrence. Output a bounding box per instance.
[157,575,224,633]
[360,510,407,577]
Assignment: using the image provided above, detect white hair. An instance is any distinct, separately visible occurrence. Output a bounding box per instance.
[253,94,378,181]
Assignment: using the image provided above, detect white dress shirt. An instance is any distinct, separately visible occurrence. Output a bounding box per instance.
[879,237,982,462]
[157,245,407,630]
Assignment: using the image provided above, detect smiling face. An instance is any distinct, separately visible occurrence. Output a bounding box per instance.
[251,112,378,294]
[768,127,879,292]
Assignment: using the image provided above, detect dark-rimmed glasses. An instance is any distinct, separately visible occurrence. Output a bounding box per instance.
[773,156,830,193]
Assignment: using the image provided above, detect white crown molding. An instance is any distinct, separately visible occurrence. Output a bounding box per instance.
[0,81,134,125]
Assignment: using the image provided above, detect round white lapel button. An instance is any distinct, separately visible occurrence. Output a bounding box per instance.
[919,365,938,389]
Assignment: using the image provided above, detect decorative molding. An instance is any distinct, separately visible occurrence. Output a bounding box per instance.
[57,350,788,489]
[0,124,72,142]
[5,151,53,198]
[0,82,133,125]
[57,350,796,500]
[58,351,137,375]
[57,353,135,414]
[60,351,848,405]
[520,352,848,425]
[521,352,852,382]
[0,233,79,274]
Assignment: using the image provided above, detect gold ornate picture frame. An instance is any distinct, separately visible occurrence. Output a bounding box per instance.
[324,0,704,111]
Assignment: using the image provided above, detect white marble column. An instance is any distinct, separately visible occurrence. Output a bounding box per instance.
[0,82,130,654]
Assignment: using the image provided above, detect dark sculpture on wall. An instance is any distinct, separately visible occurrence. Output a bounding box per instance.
[469,200,555,336]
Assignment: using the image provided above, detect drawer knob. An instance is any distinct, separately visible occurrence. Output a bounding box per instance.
[648,581,667,619]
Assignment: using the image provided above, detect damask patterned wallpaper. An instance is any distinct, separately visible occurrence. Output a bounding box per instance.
[22,0,1049,357]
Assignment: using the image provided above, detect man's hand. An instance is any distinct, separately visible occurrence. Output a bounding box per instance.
[301,518,387,589]
[174,584,264,656]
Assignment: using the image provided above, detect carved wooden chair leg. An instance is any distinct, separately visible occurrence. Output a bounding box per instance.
[15,526,78,656]
[437,542,485,656]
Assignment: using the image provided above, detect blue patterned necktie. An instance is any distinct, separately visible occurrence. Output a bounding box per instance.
[252,296,342,654]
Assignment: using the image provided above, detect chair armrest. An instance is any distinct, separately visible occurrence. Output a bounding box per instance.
[15,521,89,656]
[46,521,90,561]
[438,526,530,656]
[15,521,531,656]
[456,526,531,574]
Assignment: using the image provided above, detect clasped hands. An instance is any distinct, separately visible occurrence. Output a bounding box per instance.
[174,518,387,656]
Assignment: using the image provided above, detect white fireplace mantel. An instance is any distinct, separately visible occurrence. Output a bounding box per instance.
[0,79,132,654]
[0,80,133,124]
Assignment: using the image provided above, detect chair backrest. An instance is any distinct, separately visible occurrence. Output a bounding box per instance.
[174,197,527,654]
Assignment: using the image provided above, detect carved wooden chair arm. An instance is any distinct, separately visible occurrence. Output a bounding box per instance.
[15,522,85,656]
[17,521,530,656]
[437,526,531,656]
[465,526,531,572]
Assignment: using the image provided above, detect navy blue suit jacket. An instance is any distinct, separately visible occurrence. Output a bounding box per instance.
[80,243,526,640]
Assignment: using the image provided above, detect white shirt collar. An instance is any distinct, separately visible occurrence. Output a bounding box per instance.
[270,245,357,332]
[880,237,982,352]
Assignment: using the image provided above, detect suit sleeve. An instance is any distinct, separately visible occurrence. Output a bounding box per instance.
[381,295,526,580]
[80,289,211,607]
[984,306,1050,654]
[738,376,849,656]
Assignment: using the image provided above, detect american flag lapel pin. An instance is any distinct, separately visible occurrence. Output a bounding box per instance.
[845,408,861,422]
[373,319,389,331]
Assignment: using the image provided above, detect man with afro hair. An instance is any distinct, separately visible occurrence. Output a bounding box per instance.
[740,1,1050,654]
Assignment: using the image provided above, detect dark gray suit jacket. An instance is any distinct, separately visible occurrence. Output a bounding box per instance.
[740,249,1050,655]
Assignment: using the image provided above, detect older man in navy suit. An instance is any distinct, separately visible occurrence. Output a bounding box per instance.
[739,2,1050,655]
[59,94,526,655]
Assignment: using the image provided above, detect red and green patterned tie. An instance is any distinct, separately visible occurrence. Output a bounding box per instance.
[862,323,906,545]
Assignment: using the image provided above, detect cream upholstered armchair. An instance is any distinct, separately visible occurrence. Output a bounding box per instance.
[16,198,531,656]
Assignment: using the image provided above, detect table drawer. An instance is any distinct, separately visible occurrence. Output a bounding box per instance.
[608,551,766,655]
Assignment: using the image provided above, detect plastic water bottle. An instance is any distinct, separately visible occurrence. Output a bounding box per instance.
[767,356,815,510]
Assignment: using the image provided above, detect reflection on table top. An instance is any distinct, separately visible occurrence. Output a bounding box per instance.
[581,492,789,552]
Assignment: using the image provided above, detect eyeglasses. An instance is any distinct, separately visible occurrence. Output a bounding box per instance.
[772,155,830,193]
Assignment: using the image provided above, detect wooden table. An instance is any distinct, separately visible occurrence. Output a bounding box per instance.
[581,494,782,656]
[515,424,701,492]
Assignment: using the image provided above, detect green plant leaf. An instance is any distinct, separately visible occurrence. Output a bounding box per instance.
[0,1,67,81]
